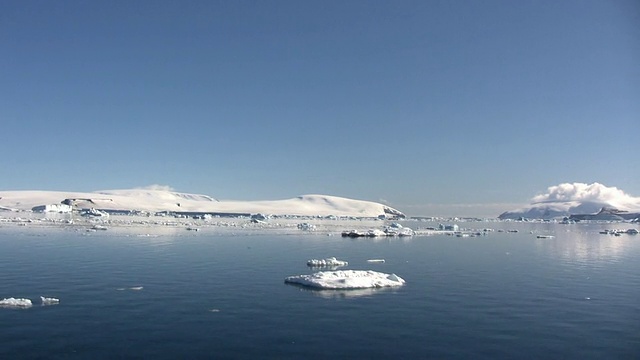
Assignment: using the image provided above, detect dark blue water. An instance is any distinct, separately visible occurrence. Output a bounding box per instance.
[1,222,639,359]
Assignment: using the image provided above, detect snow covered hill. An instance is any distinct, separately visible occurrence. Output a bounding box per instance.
[0,189,405,219]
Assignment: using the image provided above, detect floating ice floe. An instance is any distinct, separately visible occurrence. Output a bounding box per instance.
[341,225,414,238]
[367,259,385,263]
[306,257,348,268]
[0,297,33,308]
[116,286,144,291]
[40,296,60,305]
[285,270,405,289]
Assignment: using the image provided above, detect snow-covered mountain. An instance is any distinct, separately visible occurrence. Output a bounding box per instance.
[499,183,640,220]
[0,189,405,219]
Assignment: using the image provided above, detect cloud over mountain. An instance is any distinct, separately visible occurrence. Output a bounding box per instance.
[531,183,640,209]
[499,182,640,220]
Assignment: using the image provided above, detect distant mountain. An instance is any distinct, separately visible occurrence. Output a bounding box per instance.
[498,183,640,220]
[0,189,405,219]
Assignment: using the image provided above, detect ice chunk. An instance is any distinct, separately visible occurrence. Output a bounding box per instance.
[0,297,33,308]
[40,296,60,305]
[81,208,110,217]
[285,270,405,289]
[367,229,386,237]
[384,226,415,237]
[307,257,348,268]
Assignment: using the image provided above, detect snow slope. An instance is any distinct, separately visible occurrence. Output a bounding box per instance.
[0,189,405,218]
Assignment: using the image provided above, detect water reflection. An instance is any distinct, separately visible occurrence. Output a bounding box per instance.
[534,224,638,265]
[285,283,399,298]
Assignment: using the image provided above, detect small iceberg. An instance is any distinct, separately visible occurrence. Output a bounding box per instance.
[40,296,60,305]
[285,270,405,289]
[306,257,348,268]
[0,297,33,308]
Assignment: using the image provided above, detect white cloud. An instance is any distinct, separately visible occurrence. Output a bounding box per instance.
[531,182,640,209]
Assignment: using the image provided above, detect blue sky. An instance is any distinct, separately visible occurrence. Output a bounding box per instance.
[2,0,638,216]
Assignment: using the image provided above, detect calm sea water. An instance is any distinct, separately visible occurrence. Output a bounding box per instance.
[1,221,639,359]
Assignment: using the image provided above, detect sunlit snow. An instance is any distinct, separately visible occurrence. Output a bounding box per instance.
[0,189,404,218]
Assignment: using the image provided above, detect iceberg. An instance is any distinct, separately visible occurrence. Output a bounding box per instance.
[0,297,33,308]
[285,270,405,289]
[306,257,348,268]
[31,204,73,213]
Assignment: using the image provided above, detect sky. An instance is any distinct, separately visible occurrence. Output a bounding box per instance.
[1,0,639,217]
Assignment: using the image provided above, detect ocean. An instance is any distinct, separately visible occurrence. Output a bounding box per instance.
[1,220,639,359]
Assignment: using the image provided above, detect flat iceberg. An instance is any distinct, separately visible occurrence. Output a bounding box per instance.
[285,270,405,289]
[306,257,348,268]
[0,297,33,308]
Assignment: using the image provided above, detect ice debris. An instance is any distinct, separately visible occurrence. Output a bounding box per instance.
[285,270,405,289]
[306,257,348,268]
[297,222,316,231]
[0,297,33,308]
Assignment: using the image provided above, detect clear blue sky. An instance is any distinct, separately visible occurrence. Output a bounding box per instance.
[2,0,638,216]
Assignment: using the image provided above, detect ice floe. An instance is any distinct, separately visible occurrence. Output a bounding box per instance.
[116,286,144,291]
[40,296,60,305]
[341,225,415,238]
[285,270,405,289]
[0,297,33,308]
[306,257,348,268]
[366,259,385,263]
